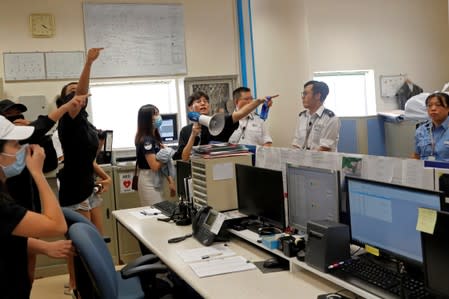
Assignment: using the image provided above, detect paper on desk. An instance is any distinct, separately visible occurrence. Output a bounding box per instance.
[129,208,161,219]
[189,255,256,278]
[176,244,235,263]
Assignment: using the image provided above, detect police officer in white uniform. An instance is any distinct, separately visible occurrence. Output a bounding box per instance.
[292,80,340,151]
[229,87,272,146]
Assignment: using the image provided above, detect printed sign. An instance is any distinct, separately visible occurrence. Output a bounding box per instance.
[120,172,135,193]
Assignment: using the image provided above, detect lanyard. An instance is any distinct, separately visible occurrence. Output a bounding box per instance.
[237,117,251,142]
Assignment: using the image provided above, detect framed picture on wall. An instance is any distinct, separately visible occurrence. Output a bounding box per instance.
[184,75,238,116]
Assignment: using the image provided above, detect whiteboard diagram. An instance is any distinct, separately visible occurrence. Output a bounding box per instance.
[83,3,187,78]
[3,52,45,81]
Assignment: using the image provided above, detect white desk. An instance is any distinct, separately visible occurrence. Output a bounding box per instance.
[113,207,341,299]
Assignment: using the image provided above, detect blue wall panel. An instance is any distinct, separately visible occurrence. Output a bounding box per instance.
[339,119,358,153]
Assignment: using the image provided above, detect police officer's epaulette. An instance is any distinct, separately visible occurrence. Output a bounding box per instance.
[323,108,335,117]
[298,110,307,117]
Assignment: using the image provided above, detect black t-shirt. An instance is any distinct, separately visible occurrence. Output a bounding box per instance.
[0,192,30,299]
[58,110,99,206]
[136,136,161,169]
[173,114,238,160]
[7,115,57,212]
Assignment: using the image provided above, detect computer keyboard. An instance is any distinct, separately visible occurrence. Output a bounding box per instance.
[331,257,430,299]
[153,200,177,217]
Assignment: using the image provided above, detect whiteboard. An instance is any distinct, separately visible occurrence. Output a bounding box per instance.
[380,74,406,98]
[45,51,85,79]
[3,52,46,81]
[83,3,187,78]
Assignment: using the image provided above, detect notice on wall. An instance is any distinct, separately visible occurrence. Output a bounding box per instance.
[120,172,134,193]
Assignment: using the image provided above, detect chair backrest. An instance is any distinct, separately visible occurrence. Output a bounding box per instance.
[69,222,118,299]
[62,207,95,227]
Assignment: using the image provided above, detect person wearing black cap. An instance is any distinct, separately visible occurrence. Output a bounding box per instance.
[0,96,86,211]
[0,96,86,286]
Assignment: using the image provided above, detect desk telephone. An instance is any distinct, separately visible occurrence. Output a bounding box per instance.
[192,206,229,246]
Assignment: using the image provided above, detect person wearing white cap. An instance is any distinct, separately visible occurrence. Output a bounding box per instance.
[0,116,67,299]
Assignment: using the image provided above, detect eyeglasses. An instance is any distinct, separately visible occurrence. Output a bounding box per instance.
[301,91,311,97]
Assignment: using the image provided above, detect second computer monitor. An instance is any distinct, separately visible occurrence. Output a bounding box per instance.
[347,177,443,264]
[160,113,178,143]
[287,164,341,232]
[235,164,285,229]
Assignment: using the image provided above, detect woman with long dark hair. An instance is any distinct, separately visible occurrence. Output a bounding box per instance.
[135,104,175,206]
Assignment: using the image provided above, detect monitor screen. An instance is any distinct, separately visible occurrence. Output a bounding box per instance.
[235,164,285,229]
[160,113,178,143]
[422,210,449,297]
[287,164,340,231]
[176,160,191,200]
[347,177,442,264]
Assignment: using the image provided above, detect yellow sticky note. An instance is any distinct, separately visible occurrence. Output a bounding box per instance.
[365,244,379,256]
[416,208,437,235]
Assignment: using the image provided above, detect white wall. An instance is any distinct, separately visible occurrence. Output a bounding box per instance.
[0,0,239,107]
[251,0,449,147]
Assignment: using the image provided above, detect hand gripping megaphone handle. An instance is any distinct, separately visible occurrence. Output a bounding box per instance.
[188,112,201,122]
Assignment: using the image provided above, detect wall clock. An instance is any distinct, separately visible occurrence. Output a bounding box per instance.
[29,13,55,38]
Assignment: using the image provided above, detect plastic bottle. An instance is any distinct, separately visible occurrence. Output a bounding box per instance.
[259,96,271,120]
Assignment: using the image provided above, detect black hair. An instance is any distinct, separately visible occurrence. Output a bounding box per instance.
[233,87,251,102]
[134,104,161,145]
[425,92,449,108]
[0,140,6,152]
[304,80,329,102]
[187,91,209,107]
[56,82,78,108]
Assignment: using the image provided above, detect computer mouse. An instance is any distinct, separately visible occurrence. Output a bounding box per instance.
[263,257,281,268]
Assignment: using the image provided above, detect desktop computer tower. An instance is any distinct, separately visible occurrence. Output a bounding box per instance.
[305,220,350,272]
[190,154,251,212]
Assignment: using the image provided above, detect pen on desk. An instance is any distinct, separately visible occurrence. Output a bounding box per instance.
[201,252,222,260]
[140,211,159,216]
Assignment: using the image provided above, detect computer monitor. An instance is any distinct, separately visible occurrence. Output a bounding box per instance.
[347,177,443,265]
[287,164,340,231]
[421,210,449,297]
[235,164,285,229]
[176,160,191,200]
[160,113,178,143]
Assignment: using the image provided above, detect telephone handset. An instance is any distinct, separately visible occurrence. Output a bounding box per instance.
[192,206,228,246]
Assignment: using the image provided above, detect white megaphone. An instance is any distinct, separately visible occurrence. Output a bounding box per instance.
[188,112,225,136]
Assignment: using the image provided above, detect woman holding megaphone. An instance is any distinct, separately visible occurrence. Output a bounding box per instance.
[173,91,276,161]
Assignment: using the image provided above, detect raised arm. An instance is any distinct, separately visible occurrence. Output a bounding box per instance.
[231,95,278,123]
[76,48,103,96]
[12,145,67,238]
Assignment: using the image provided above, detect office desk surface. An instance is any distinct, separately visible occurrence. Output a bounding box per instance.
[113,207,340,299]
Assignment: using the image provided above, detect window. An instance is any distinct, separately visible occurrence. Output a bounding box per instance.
[87,80,184,149]
[313,70,376,117]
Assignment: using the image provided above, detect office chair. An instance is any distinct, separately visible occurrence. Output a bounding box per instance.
[68,222,169,299]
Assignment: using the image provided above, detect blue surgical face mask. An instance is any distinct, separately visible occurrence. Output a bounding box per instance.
[1,144,28,178]
[153,115,163,129]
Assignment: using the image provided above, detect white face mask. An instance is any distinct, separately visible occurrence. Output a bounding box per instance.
[0,144,28,178]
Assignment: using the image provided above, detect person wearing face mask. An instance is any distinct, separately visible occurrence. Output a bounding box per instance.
[0,96,86,286]
[0,115,68,299]
[135,104,176,207]
[56,48,107,294]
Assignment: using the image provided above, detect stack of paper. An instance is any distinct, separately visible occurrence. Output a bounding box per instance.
[189,256,256,278]
[176,244,256,278]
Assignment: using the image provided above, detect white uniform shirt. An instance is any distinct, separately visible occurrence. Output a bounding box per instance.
[292,105,340,151]
[229,112,272,146]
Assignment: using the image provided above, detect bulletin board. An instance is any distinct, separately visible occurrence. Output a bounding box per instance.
[45,51,85,79]
[83,3,187,78]
[3,52,46,81]
[380,74,406,98]
[3,51,86,81]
